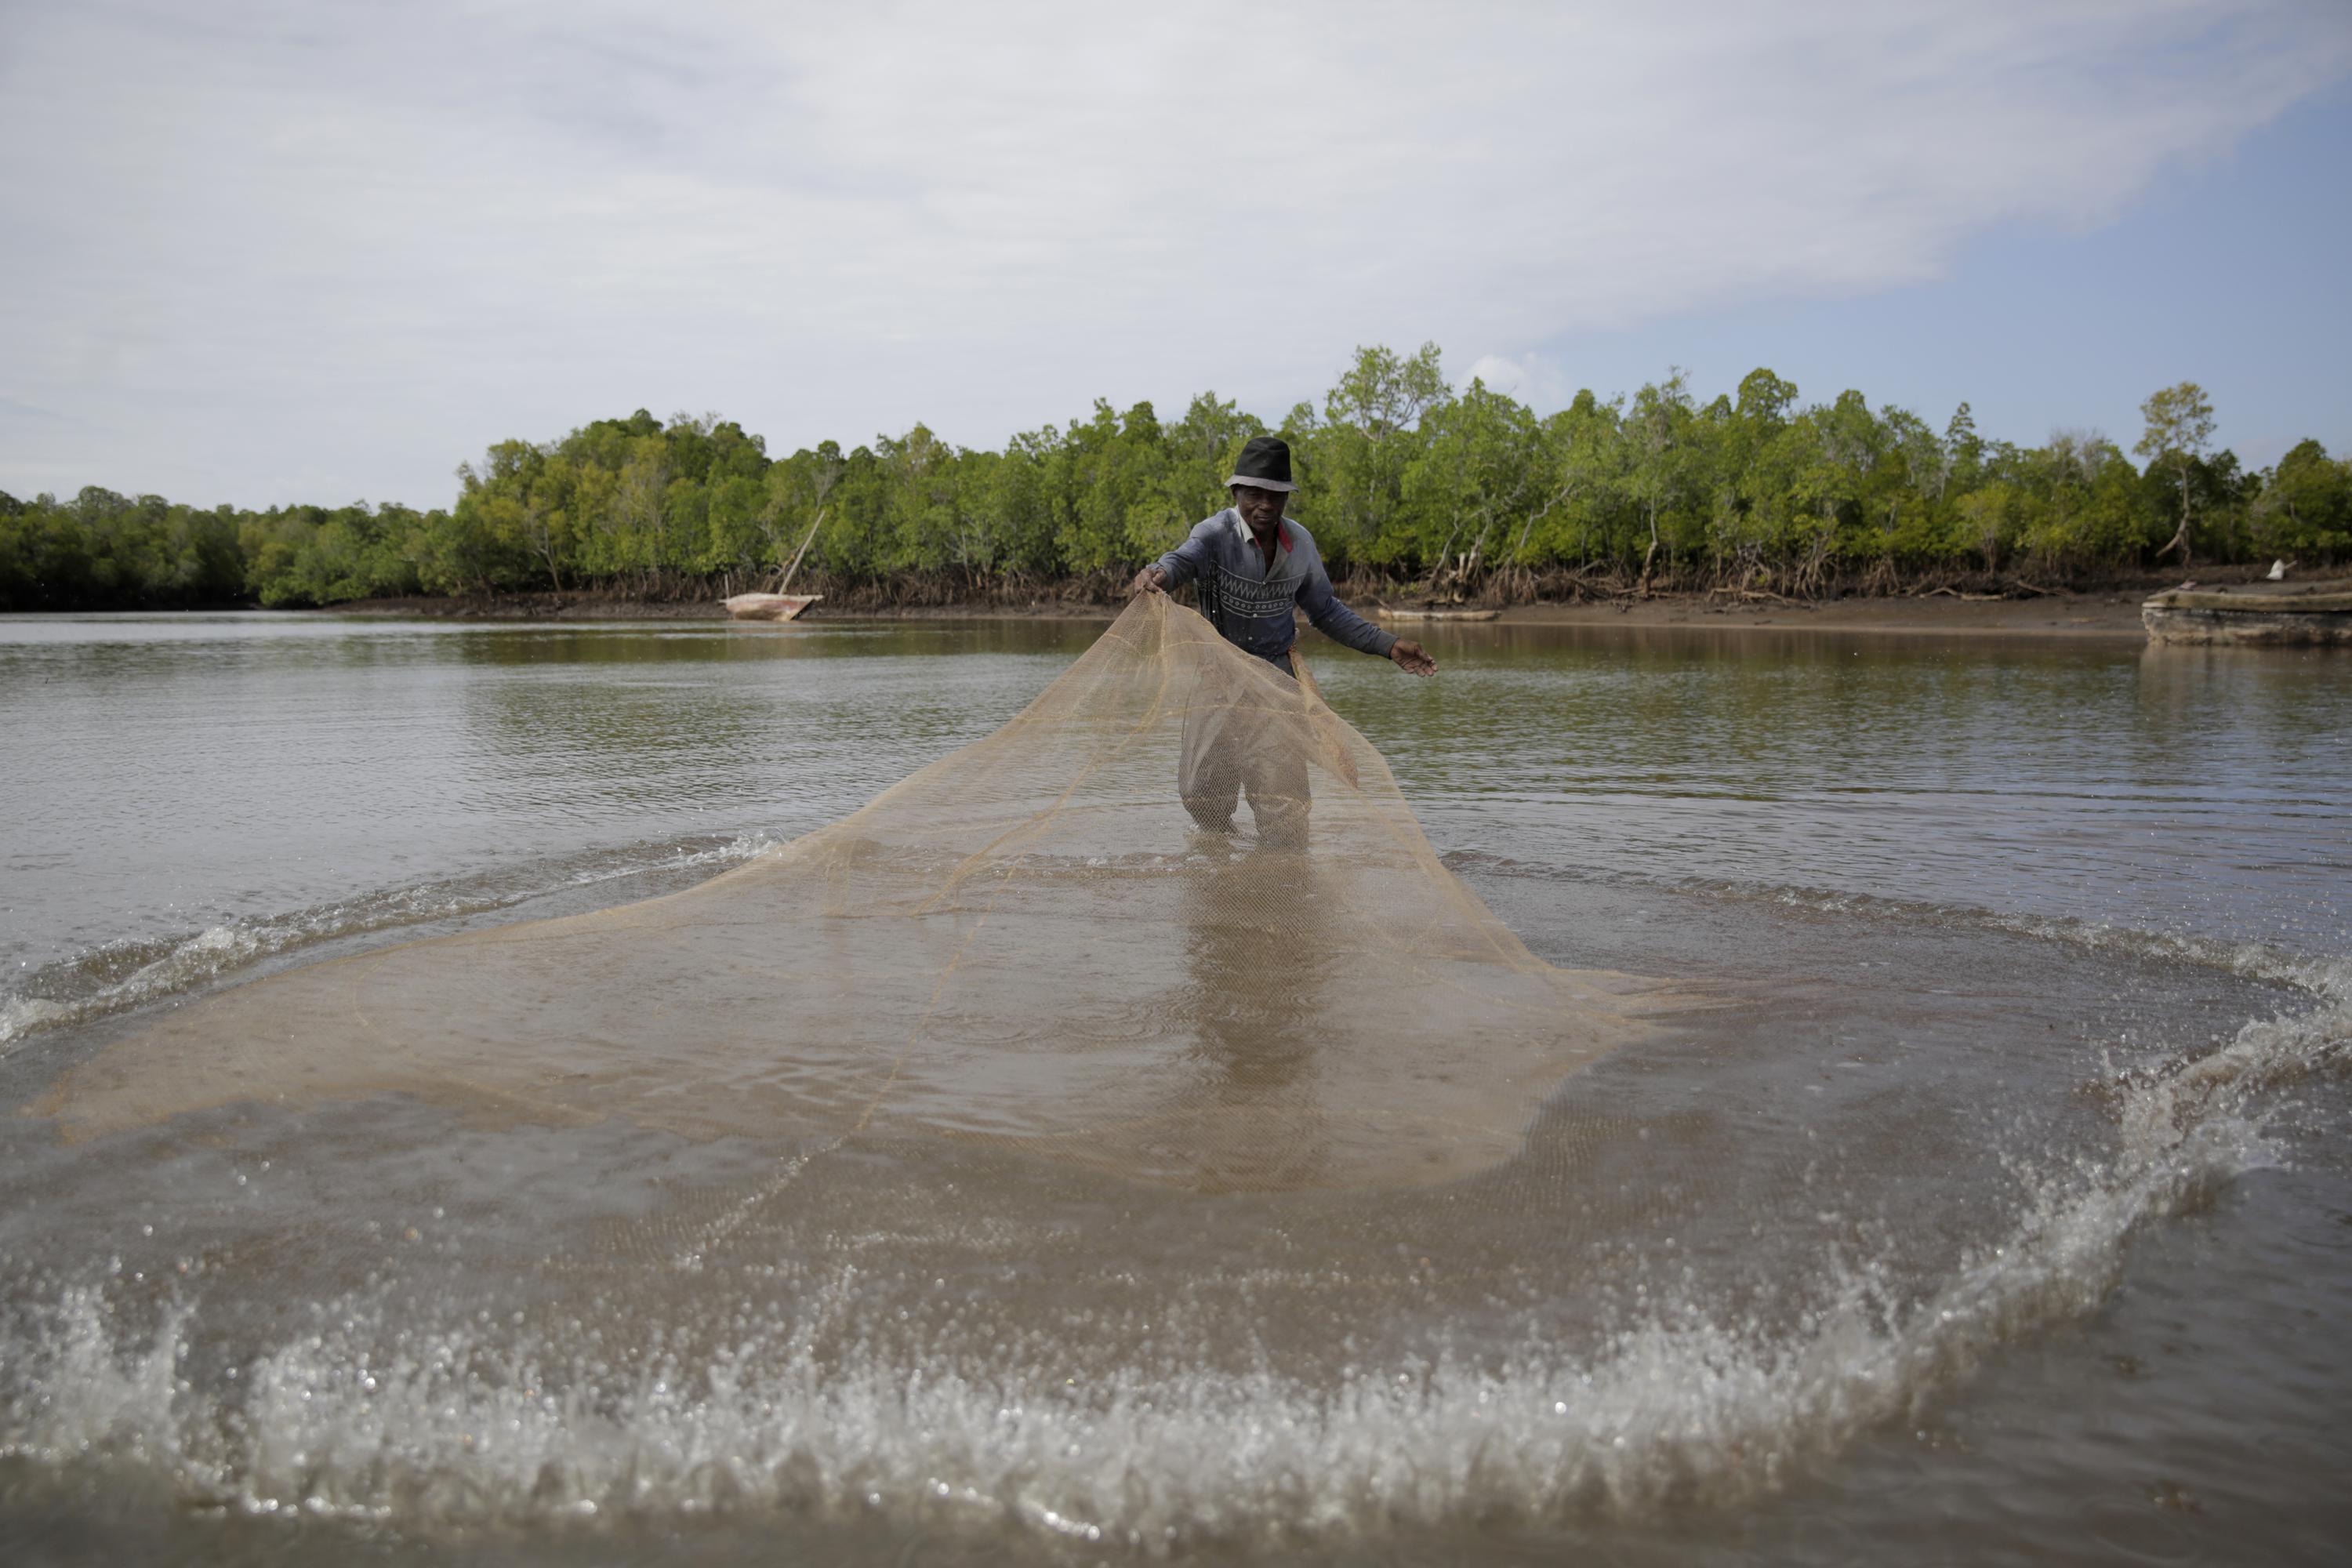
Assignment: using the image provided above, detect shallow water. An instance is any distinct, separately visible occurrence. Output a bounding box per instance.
[2,612,2347,1563]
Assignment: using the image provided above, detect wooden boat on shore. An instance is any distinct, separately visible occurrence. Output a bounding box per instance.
[2141,582,2352,645]
[722,592,821,622]
[724,506,829,623]
[1375,607,1501,623]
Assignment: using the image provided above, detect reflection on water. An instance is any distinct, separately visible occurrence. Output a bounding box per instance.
[1178,850,1338,1188]
[1310,622,2350,957]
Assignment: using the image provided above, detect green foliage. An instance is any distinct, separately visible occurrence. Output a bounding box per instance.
[2,363,2340,612]
[243,503,425,606]
[2136,380,2218,563]
[1318,343,1450,564]
[2249,439,2351,559]
[0,487,253,609]
[1399,379,1544,586]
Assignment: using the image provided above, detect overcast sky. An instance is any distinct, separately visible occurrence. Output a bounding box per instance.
[3,0,2347,508]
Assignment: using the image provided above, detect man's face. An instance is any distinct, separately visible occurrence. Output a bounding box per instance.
[1232,485,1286,534]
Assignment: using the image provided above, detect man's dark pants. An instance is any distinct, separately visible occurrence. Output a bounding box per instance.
[1178,655,1310,849]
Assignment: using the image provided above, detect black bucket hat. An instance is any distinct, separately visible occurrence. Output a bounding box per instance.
[1225,434,1297,493]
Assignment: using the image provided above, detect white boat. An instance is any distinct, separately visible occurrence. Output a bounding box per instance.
[1375,606,1501,622]
[722,593,821,622]
[2141,583,2352,645]
[724,507,829,622]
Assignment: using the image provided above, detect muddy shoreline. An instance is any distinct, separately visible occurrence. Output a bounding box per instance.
[325,586,2172,637]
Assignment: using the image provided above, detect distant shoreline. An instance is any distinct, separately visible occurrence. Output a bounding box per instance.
[313,586,2169,638]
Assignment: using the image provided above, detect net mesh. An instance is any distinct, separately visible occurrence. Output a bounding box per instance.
[42,595,1660,1192]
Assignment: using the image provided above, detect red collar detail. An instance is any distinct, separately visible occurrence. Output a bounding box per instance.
[1240,514,1291,565]
[1246,520,1290,553]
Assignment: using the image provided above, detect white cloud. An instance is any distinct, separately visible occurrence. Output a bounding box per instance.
[1,0,2345,503]
[1464,354,1544,402]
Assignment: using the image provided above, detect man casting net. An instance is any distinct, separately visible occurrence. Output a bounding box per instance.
[41,589,1653,1191]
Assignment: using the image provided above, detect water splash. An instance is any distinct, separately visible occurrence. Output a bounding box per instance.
[2,964,2339,1548]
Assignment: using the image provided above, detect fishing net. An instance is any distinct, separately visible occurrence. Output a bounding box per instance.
[41,594,1659,1191]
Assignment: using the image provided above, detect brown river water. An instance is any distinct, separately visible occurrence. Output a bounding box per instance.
[0,612,2346,1564]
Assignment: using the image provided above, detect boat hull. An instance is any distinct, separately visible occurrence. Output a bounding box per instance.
[723,593,821,622]
[2141,588,2352,647]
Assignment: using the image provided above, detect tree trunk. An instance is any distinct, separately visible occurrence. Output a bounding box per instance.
[2157,466,2194,566]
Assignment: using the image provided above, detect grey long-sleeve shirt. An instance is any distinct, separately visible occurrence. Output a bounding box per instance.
[1153,509,1397,669]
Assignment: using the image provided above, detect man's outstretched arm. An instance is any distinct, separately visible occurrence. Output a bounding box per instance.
[1298,564,1436,675]
[1131,519,1219,595]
